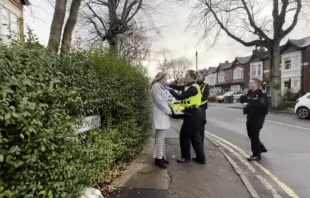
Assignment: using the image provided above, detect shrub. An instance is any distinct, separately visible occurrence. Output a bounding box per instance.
[0,41,151,197]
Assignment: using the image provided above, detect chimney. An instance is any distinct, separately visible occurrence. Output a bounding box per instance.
[258,47,265,52]
[225,60,229,63]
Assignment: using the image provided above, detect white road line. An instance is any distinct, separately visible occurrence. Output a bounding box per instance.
[208,135,256,173]
[208,135,282,198]
[206,131,299,198]
[265,120,310,131]
[256,175,282,198]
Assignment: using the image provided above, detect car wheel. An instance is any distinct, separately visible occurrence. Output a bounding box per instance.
[297,107,310,119]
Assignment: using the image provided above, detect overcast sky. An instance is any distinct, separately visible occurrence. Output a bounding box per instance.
[25,1,310,77]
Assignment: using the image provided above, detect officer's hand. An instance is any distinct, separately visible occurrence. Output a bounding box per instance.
[242,103,248,108]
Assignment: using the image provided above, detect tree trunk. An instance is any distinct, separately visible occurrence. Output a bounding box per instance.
[108,35,120,56]
[269,42,283,108]
[47,0,68,52]
[60,0,82,54]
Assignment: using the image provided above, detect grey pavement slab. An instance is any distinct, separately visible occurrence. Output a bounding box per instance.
[165,121,252,198]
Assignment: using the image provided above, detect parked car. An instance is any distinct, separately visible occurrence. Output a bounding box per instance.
[294,93,310,119]
[216,91,234,103]
[208,92,221,101]
[233,92,243,101]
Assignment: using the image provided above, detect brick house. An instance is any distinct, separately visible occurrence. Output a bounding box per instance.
[0,0,30,42]
[248,48,269,90]
[215,61,233,93]
[280,36,310,94]
[230,56,251,92]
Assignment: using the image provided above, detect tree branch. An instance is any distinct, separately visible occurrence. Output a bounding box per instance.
[282,0,302,36]
[202,0,267,47]
[240,0,270,40]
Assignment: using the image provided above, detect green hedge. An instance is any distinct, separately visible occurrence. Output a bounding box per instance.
[0,41,151,198]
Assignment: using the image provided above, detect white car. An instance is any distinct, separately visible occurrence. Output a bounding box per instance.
[294,93,310,119]
[216,91,234,103]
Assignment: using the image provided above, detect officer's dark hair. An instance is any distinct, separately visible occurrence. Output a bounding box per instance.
[186,69,198,80]
[251,78,261,87]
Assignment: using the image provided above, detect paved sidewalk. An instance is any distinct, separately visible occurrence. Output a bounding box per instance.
[110,121,252,198]
[209,102,294,114]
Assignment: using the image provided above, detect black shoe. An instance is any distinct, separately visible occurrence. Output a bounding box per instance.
[177,158,191,163]
[261,148,268,153]
[156,159,167,169]
[192,157,206,165]
[247,155,261,161]
[162,157,169,164]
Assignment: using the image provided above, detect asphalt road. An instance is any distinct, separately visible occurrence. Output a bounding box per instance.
[206,106,310,198]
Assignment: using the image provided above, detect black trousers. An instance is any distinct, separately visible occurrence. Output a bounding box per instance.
[200,106,207,143]
[180,108,206,162]
[246,116,266,157]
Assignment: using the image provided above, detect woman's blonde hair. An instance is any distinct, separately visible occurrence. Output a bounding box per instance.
[150,72,167,88]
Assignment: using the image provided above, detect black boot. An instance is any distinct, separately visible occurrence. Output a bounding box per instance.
[156,158,167,169]
[162,157,169,164]
[247,155,261,162]
[177,158,191,163]
[192,157,206,165]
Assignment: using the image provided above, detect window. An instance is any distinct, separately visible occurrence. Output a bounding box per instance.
[307,95,310,99]
[231,85,241,92]
[284,59,291,70]
[0,8,10,35]
[251,65,257,76]
[250,63,263,80]
[10,13,19,38]
[218,72,225,82]
[233,68,244,80]
[257,65,262,75]
[0,7,20,39]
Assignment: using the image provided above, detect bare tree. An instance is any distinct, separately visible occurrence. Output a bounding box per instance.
[47,0,83,53]
[157,48,174,76]
[118,26,153,63]
[61,0,83,54]
[187,0,307,107]
[83,0,159,55]
[47,0,68,51]
[157,49,192,81]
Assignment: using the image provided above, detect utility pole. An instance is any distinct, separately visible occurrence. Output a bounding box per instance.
[195,51,198,71]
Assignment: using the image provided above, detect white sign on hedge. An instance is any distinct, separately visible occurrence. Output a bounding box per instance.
[75,115,101,134]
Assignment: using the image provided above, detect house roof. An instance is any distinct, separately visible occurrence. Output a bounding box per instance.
[219,61,232,70]
[234,56,251,64]
[207,67,218,74]
[289,36,310,48]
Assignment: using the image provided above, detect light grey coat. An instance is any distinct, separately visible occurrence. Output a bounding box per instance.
[151,82,171,130]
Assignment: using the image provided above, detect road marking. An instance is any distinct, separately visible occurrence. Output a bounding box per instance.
[265,120,310,131]
[206,131,300,198]
[209,136,256,173]
[208,137,260,198]
[208,135,282,198]
[256,175,282,198]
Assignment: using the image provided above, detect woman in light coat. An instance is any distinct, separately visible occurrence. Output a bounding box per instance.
[150,72,172,169]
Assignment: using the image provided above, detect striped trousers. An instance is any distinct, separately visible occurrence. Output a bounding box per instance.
[153,129,166,159]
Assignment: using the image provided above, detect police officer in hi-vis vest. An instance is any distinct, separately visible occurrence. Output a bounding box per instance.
[197,73,210,143]
[165,70,206,164]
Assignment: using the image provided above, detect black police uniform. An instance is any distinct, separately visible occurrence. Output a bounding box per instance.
[169,83,206,164]
[240,89,268,160]
[198,81,210,143]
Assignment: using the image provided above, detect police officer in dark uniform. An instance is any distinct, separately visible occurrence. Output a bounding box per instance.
[240,78,268,161]
[197,73,210,143]
[165,70,206,164]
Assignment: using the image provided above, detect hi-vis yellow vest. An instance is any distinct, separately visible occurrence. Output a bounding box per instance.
[200,84,208,105]
[180,84,202,108]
